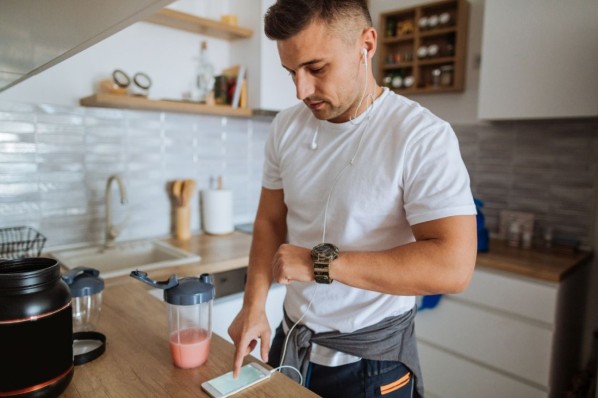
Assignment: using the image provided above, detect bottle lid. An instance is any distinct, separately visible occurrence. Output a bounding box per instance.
[62,267,104,297]
[164,274,214,305]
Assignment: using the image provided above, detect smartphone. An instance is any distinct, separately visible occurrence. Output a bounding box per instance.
[201,363,271,398]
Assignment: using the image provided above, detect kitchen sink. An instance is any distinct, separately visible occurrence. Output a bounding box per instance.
[50,239,201,278]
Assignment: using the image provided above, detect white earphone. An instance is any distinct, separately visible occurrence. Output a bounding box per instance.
[309,47,370,151]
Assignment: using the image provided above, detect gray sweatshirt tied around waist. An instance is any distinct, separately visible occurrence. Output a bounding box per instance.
[280,307,423,397]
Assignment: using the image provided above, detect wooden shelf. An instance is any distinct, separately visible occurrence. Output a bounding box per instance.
[382,34,415,44]
[378,0,469,95]
[80,94,253,117]
[391,85,463,95]
[382,62,414,70]
[419,26,457,38]
[144,9,253,40]
[417,56,455,66]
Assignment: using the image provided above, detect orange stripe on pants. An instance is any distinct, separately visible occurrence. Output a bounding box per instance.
[380,372,410,395]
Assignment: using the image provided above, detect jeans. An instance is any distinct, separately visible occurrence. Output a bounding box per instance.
[268,324,415,398]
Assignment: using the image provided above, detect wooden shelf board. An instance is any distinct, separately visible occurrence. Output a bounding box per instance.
[144,9,253,40]
[80,94,253,117]
[383,63,414,70]
[419,26,457,37]
[382,34,415,44]
[418,56,455,66]
[389,85,463,95]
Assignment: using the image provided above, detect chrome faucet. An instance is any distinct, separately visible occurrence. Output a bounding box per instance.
[104,174,128,248]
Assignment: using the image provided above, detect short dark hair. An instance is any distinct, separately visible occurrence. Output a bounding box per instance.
[264,0,372,42]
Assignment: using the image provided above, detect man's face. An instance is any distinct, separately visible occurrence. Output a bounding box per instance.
[278,21,364,123]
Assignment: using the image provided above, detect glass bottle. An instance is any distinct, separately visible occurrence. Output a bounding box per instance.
[193,41,215,103]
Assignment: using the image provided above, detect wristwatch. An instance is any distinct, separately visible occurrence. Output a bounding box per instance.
[311,243,339,284]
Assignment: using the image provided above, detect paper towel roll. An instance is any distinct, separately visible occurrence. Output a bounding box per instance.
[201,189,234,235]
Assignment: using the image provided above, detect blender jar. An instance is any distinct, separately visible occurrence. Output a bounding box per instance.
[62,267,104,332]
[62,267,107,364]
[131,271,214,369]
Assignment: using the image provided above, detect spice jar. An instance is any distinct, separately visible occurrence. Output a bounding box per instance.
[440,65,454,87]
[432,68,441,87]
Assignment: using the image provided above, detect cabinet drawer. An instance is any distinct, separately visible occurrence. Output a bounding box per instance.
[458,267,558,325]
[418,341,546,398]
[416,298,552,387]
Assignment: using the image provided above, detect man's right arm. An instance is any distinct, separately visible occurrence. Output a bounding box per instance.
[228,187,287,377]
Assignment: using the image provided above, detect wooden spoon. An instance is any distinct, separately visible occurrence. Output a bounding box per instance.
[182,179,196,206]
[172,180,183,207]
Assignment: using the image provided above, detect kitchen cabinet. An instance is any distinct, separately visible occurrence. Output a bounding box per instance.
[378,0,469,95]
[416,254,590,398]
[0,0,174,93]
[477,0,598,120]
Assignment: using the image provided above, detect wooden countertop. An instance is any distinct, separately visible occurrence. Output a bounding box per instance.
[115,232,592,286]
[154,232,592,284]
[63,232,318,398]
[62,232,591,396]
[476,239,592,282]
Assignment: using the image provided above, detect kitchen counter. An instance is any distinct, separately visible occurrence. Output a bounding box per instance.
[63,232,317,398]
[158,233,591,284]
[476,239,592,282]
[62,232,591,397]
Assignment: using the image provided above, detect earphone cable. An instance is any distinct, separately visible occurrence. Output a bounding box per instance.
[277,283,319,384]
[350,50,370,125]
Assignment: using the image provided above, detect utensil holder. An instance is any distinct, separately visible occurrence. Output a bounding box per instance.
[174,206,191,240]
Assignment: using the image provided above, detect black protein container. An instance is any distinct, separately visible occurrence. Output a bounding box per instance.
[0,258,74,397]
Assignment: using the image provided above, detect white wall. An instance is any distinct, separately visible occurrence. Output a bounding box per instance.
[0,1,233,107]
[228,0,299,111]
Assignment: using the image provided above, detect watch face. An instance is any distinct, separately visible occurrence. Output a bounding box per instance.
[311,243,339,261]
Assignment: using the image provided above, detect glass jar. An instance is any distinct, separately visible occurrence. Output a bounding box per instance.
[440,65,454,87]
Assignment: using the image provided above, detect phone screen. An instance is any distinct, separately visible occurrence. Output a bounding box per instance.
[202,364,270,397]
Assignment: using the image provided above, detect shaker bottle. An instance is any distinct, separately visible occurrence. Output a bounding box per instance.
[130,270,214,369]
[62,267,104,332]
[62,267,107,365]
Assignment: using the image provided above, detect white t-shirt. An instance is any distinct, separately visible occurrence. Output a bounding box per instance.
[262,88,476,365]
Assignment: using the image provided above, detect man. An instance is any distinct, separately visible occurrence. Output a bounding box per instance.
[228,1,477,397]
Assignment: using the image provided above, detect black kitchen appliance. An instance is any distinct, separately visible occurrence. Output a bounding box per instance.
[0,257,74,397]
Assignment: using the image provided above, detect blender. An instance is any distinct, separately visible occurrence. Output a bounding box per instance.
[130,270,214,369]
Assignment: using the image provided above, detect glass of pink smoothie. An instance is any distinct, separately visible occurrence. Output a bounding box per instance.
[169,327,211,368]
[166,276,214,369]
[130,272,215,369]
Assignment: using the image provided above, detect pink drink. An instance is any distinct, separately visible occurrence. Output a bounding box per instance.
[169,328,211,369]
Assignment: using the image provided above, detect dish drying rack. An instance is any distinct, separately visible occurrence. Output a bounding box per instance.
[0,226,47,259]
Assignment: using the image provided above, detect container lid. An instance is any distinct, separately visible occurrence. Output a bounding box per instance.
[62,267,104,297]
[0,257,61,290]
[164,274,214,305]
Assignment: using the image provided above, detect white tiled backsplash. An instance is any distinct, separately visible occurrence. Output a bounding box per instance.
[1,100,597,249]
[0,101,271,248]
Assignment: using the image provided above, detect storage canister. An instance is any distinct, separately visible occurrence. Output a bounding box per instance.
[0,258,73,397]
